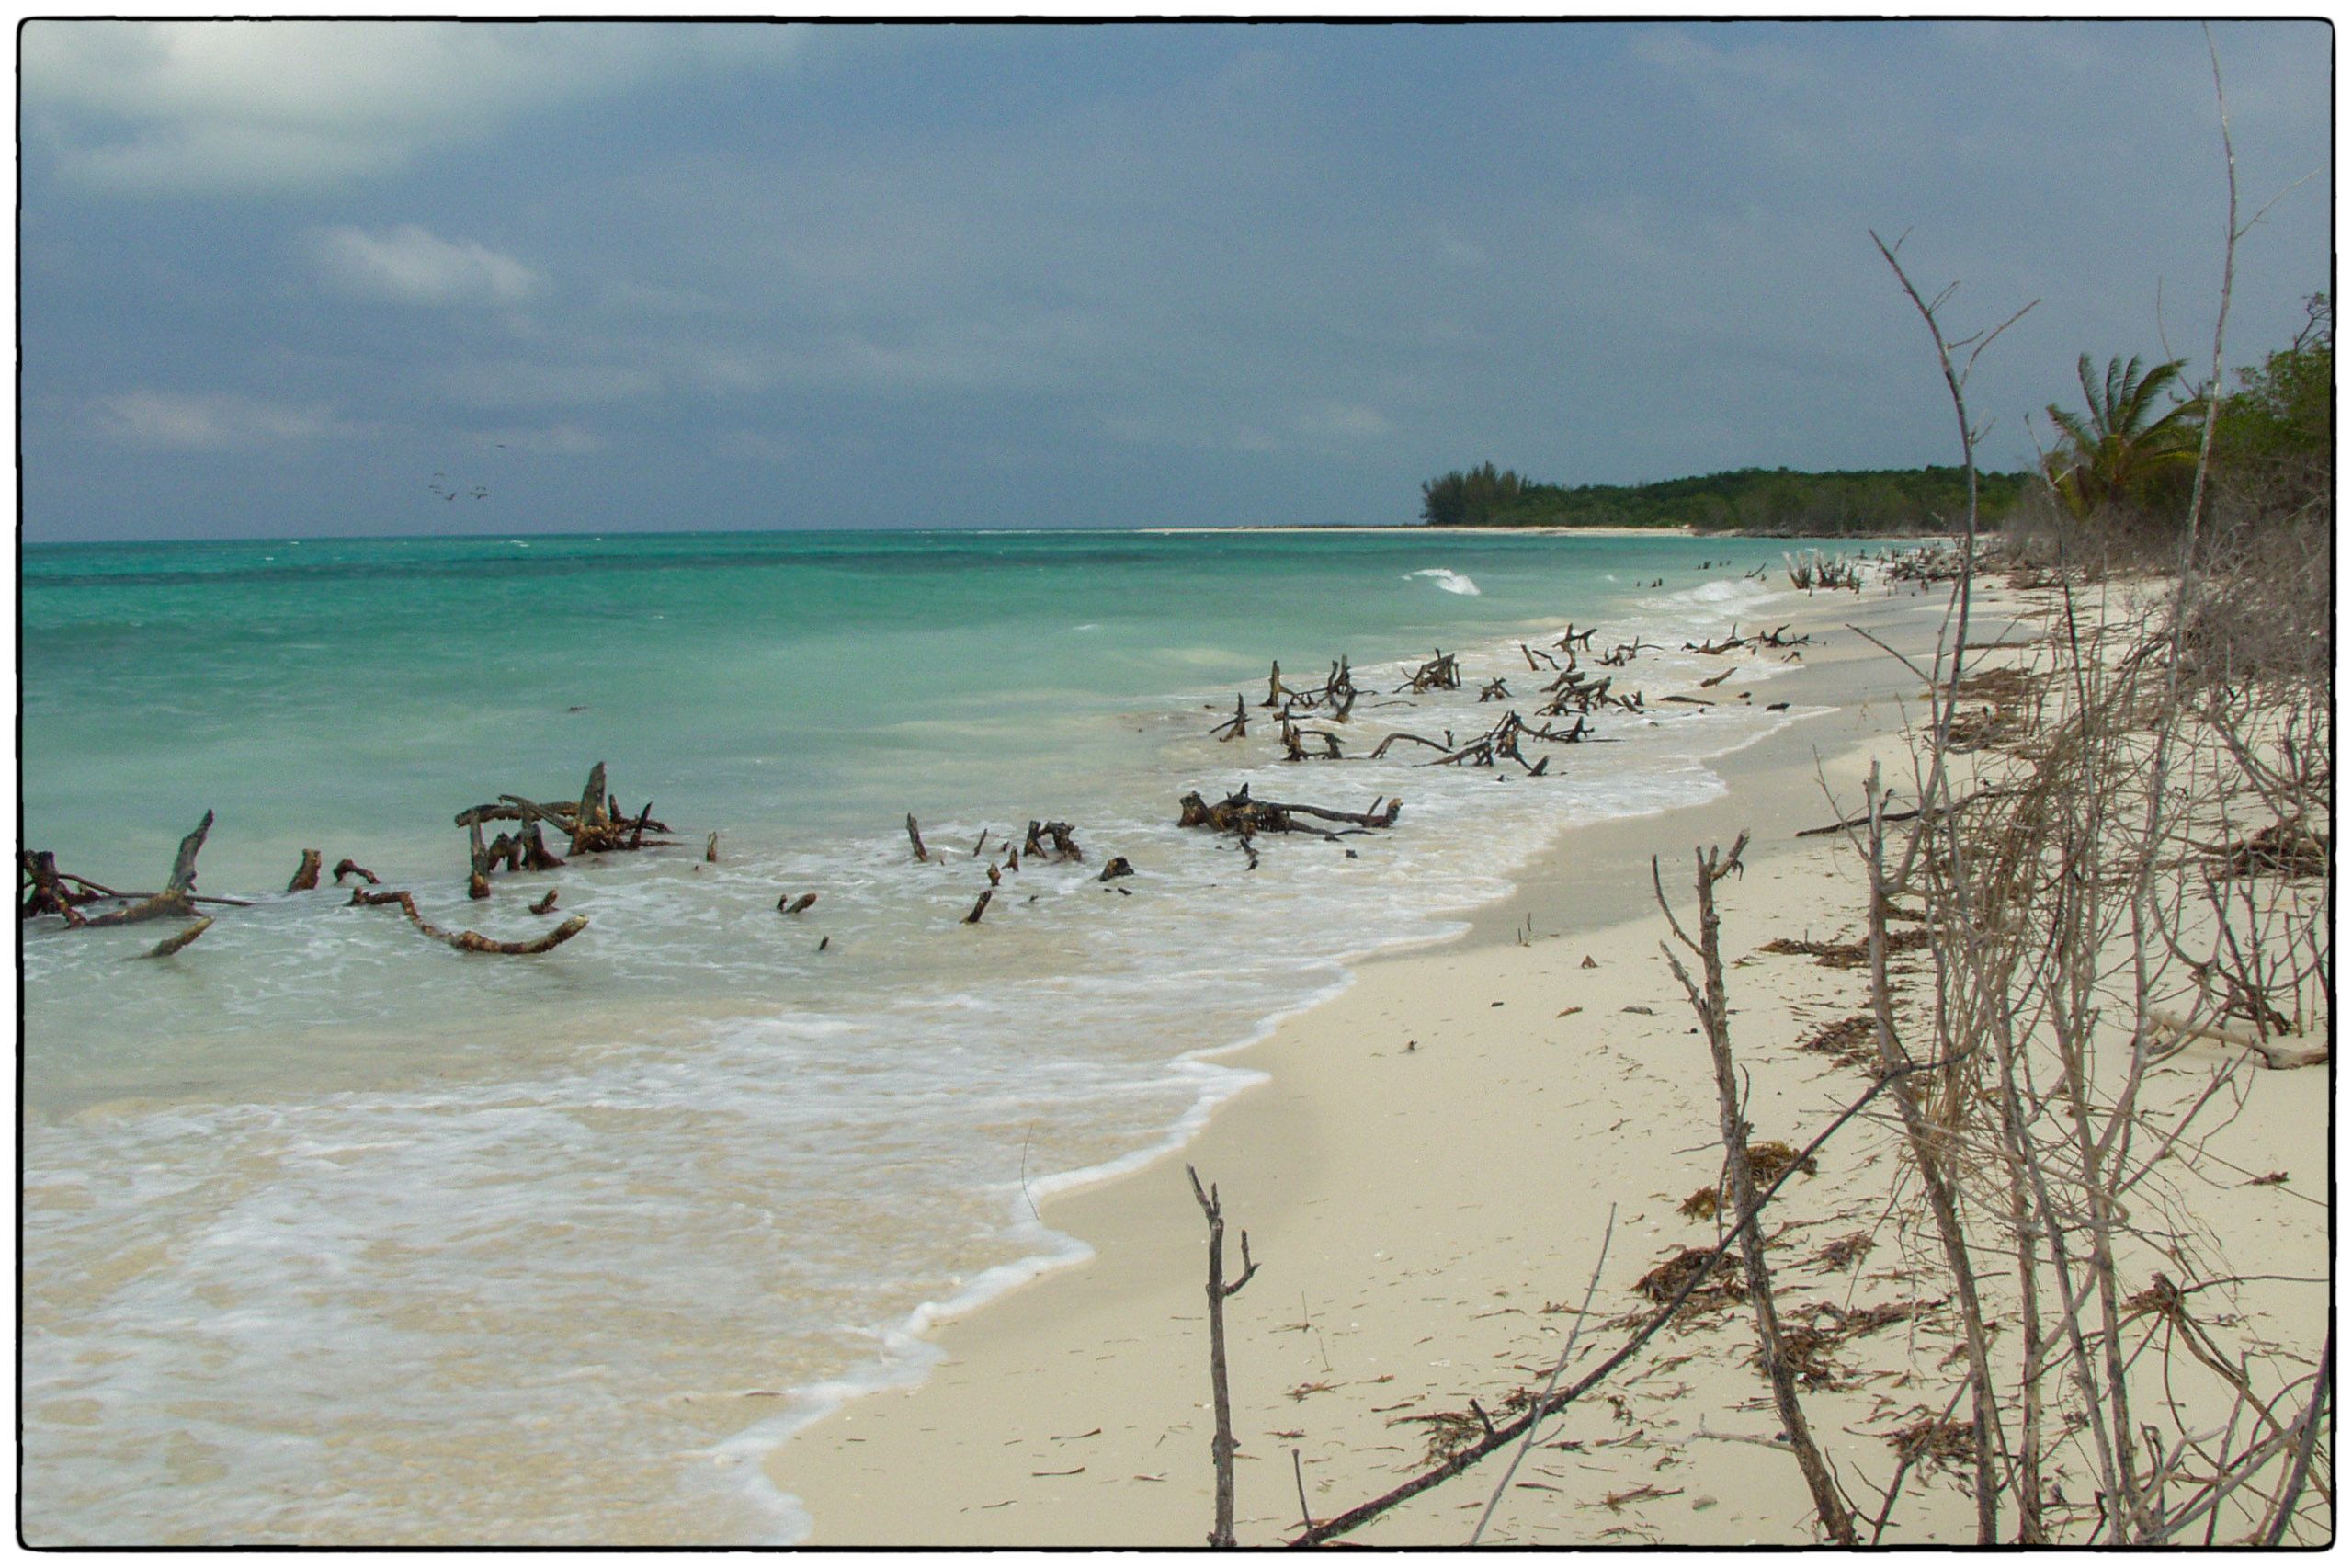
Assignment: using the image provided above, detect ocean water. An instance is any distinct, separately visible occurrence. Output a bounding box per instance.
[21,527,1835,1545]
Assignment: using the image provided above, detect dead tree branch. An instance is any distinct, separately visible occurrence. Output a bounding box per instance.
[1655,834,1857,1543]
[1289,1059,1929,1547]
[351,888,589,955]
[1190,1165,1261,1548]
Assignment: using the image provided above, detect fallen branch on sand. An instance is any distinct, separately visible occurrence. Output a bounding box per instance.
[1287,1058,1933,1546]
[2142,1007,2327,1071]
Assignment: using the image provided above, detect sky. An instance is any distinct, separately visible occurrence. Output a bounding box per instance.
[17,18,2335,541]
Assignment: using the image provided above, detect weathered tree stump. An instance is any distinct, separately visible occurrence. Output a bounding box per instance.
[84,812,216,928]
[287,849,323,893]
[20,850,90,921]
[1024,821,1084,862]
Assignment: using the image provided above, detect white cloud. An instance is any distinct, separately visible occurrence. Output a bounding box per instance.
[313,225,540,307]
[22,20,808,195]
[93,390,339,449]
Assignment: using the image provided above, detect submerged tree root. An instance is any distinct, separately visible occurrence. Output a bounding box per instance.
[351,887,588,955]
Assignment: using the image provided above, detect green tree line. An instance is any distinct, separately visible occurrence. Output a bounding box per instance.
[2043,292,2331,529]
[1419,463,2030,534]
[1421,294,2329,537]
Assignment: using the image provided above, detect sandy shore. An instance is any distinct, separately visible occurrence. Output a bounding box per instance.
[763,574,2328,1546]
[1143,524,1695,537]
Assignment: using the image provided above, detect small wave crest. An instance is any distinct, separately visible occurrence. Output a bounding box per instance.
[1404,568,1482,597]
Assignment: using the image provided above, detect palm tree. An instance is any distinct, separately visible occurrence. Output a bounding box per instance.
[2043,354,2201,518]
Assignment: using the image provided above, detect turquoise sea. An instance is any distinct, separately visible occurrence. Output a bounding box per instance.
[22,527,1832,1544]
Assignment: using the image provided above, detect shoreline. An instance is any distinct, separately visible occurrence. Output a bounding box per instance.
[760,562,2326,1545]
[1140,524,1697,538]
[756,575,2008,1543]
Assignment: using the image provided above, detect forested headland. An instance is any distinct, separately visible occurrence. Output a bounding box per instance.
[1419,294,2328,540]
[1416,461,2030,534]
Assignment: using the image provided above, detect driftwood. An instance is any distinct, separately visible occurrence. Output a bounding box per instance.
[141,916,214,959]
[706,833,721,864]
[332,858,381,885]
[1785,551,1863,592]
[467,821,495,900]
[1279,721,1344,761]
[1177,785,1401,840]
[1372,710,1590,771]
[1211,695,1249,742]
[351,887,588,955]
[1294,657,1358,720]
[906,813,932,863]
[561,765,668,854]
[2144,1007,2328,1070]
[1536,671,1640,718]
[1024,820,1084,862]
[510,813,568,872]
[287,849,323,892]
[20,851,94,921]
[1261,660,1292,709]
[529,890,560,915]
[1685,629,1746,657]
[963,888,994,925]
[455,772,652,896]
[778,892,818,915]
[1395,650,1460,694]
[83,812,216,927]
[1099,857,1135,881]
[1256,657,1359,726]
